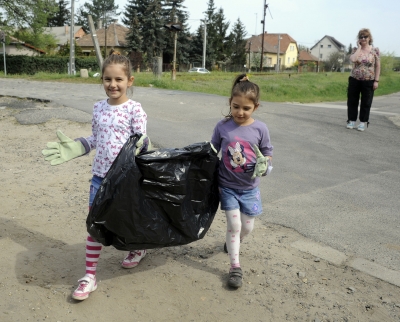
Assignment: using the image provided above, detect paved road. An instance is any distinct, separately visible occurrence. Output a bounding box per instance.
[1,78,399,277]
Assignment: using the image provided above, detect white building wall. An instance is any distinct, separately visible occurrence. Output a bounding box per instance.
[310,37,344,61]
[4,45,39,56]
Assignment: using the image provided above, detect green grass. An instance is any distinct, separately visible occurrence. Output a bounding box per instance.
[1,71,400,103]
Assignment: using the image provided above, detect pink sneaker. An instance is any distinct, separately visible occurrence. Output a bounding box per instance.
[121,250,146,269]
[72,275,97,301]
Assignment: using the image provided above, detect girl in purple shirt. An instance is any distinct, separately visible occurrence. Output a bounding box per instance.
[211,74,273,288]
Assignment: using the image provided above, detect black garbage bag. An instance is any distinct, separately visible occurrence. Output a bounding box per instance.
[86,134,220,251]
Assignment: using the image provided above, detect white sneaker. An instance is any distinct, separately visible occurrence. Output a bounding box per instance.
[121,250,146,269]
[346,121,355,129]
[72,275,97,301]
[357,123,365,131]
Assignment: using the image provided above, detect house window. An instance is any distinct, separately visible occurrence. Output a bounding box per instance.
[328,44,331,48]
[320,44,323,48]
[293,58,295,63]
[290,45,294,51]
[288,57,290,64]
[320,54,323,59]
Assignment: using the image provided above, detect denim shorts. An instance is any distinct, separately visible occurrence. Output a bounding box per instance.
[219,186,263,216]
[89,175,103,207]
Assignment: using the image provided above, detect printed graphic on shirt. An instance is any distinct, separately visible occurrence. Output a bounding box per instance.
[223,139,256,174]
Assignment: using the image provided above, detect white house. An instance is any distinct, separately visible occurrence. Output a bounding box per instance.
[0,34,46,56]
[310,35,345,61]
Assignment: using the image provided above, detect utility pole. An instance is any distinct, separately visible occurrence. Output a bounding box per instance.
[260,0,268,72]
[69,0,75,75]
[248,41,252,72]
[0,31,6,76]
[202,21,207,69]
[88,15,103,70]
[172,17,178,80]
[104,12,107,58]
[276,34,281,73]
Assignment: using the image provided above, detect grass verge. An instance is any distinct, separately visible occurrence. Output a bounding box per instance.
[1,71,399,103]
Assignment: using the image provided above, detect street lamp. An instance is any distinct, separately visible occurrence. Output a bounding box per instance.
[164,19,182,80]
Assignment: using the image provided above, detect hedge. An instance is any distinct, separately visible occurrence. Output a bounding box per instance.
[0,55,100,75]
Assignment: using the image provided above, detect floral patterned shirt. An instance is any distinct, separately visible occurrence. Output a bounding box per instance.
[84,99,147,178]
[350,46,380,81]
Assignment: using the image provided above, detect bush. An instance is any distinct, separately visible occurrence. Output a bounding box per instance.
[0,55,99,74]
[380,52,396,76]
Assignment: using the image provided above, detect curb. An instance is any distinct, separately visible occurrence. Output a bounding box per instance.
[291,240,400,288]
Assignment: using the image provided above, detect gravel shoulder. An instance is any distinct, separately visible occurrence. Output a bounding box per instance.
[1,97,400,322]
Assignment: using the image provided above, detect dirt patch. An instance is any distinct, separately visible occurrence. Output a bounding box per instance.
[1,97,400,321]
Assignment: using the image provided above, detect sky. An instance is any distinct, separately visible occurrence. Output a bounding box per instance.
[114,0,400,56]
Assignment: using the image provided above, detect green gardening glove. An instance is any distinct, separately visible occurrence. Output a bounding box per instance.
[135,134,152,155]
[42,130,86,166]
[251,144,268,179]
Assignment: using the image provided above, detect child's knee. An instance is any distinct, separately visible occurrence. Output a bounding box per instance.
[240,225,253,237]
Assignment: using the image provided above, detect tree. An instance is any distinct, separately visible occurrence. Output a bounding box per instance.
[228,18,247,66]
[0,0,33,26]
[188,24,205,66]
[47,0,70,27]
[140,0,165,63]
[9,0,58,51]
[380,51,396,75]
[202,0,217,67]
[347,43,353,55]
[12,28,58,51]
[251,49,262,71]
[75,0,119,32]
[58,40,83,56]
[324,51,344,72]
[298,44,308,52]
[1,0,57,28]
[162,0,191,66]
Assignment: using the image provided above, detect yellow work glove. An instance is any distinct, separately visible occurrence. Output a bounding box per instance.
[251,144,268,179]
[42,130,86,166]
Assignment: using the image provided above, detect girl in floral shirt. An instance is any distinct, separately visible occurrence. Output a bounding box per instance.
[72,51,150,300]
[42,51,149,300]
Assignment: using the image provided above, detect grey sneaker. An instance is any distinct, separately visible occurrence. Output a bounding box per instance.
[346,121,355,129]
[357,123,365,131]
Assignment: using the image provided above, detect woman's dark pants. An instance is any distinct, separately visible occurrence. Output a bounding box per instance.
[347,77,375,123]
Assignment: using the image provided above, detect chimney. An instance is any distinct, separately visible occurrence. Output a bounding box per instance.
[98,19,102,29]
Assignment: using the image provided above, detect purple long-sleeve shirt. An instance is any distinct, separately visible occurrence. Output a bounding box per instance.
[211,118,273,190]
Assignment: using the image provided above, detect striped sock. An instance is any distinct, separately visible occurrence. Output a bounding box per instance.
[85,235,102,276]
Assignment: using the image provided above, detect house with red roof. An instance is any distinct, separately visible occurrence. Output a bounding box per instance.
[76,22,129,56]
[246,32,298,71]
